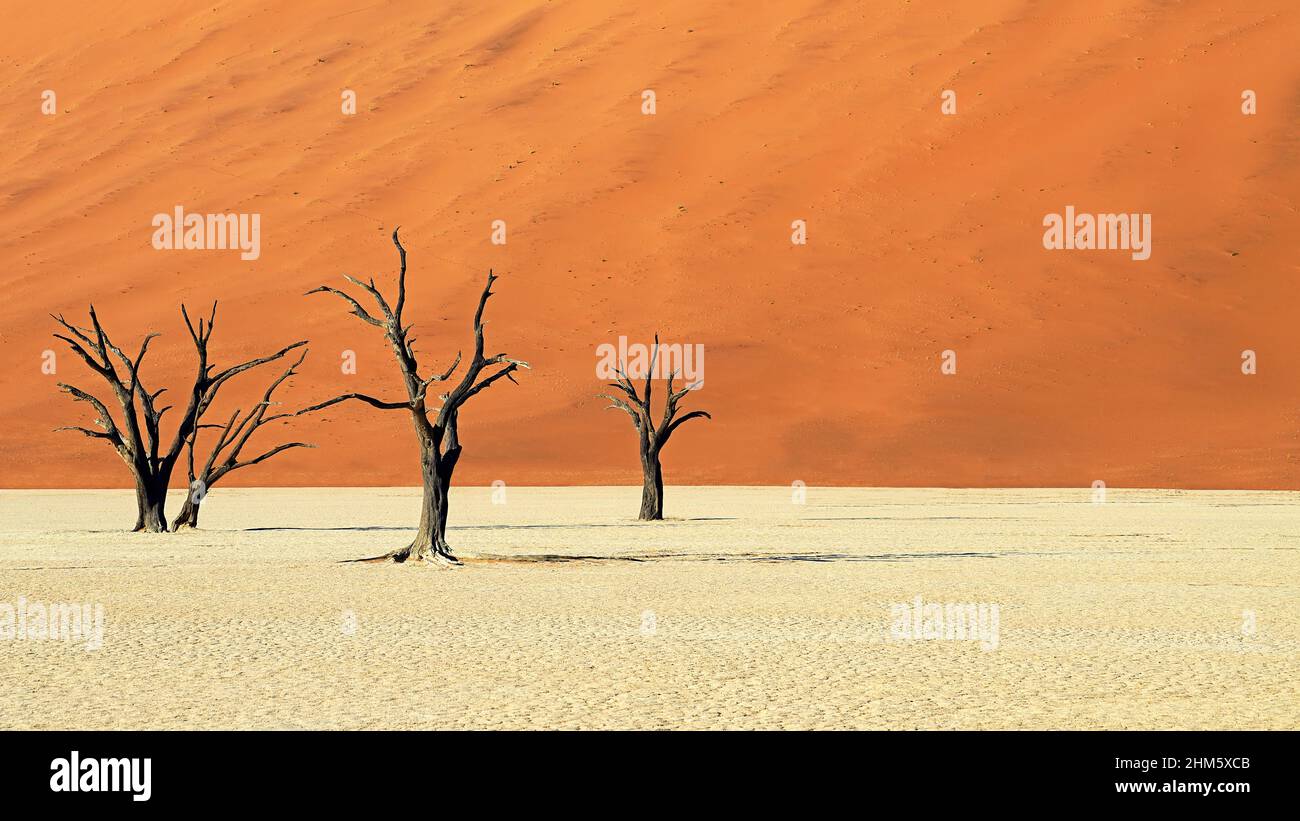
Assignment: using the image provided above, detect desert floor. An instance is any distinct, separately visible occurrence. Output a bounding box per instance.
[0,486,1295,730]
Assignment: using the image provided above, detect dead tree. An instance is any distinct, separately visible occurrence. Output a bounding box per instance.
[600,335,711,520]
[304,228,529,565]
[52,305,306,532]
[171,349,318,529]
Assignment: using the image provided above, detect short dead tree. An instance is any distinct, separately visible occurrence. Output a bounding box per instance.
[52,305,307,532]
[171,349,320,529]
[600,335,711,520]
[305,228,529,565]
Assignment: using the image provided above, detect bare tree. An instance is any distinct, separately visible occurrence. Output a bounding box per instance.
[600,335,711,520]
[171,349,319,529]
[304,228,529,565]
[52,305,306,532]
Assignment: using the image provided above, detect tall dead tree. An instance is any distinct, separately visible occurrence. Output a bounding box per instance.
[600,335,711,520]
[304,228,529,565]
[52,305,306,532]
[171,349,318,529]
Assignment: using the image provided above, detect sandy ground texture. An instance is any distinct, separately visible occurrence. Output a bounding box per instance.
[2,1,1299,490]
[0,486,1295,730]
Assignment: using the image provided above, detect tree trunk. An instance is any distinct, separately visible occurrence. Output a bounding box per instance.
[132,475,169,533]
[639,448,664,520]
[389,443,459,565]
[436,455,454,547]
[172,494,200,529]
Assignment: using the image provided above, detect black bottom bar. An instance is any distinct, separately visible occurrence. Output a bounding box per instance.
[2,730,1288,808]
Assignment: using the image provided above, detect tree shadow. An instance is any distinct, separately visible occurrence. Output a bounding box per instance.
[465,550,1001,565]
[803,516,1021,521]
[246,518,736,533]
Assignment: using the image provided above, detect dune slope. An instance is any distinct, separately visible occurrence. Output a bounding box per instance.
[1,1,1297,488]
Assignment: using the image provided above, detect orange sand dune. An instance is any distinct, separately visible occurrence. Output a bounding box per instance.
[0,0,1297,489]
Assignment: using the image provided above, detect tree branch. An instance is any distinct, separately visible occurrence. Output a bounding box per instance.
[664,409,712,440]
[235,442,315,470]
[55,382,124,449]
[392,228,408,324]
[54,425,115,440]
[599,394,643,429]
[292,393,410,414]
[304,286,385,327]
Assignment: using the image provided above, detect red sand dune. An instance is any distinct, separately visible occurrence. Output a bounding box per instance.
[1,0,1297,489]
